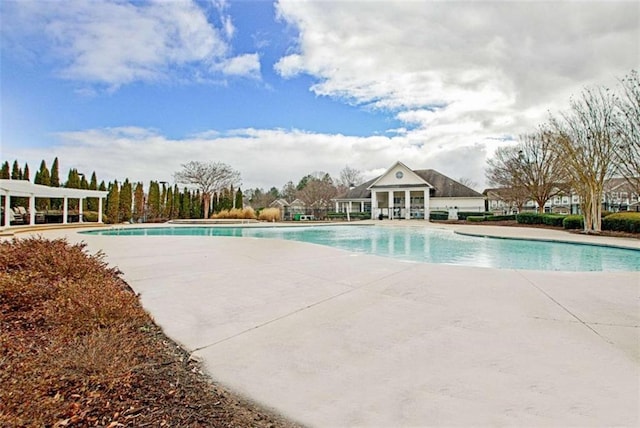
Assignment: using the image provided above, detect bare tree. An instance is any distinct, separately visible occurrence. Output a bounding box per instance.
[549,87,618,232]
[487,187,528,213]
[457,177,478,190]
[296,176,338,216]
[613,70,640,188]
[338,165,364,188]
[174,161,240,219]
[486,131,566,213]
[281,181,297,202]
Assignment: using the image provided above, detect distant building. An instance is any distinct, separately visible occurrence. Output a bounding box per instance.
[483,177,639,214]
[333,161,485,220]
[269,198,306,220]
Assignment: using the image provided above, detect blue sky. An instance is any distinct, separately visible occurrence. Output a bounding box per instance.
[1,0,638,190]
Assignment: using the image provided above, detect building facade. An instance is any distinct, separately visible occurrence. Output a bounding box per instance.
[334,162,485,220]
[484,177,640,214]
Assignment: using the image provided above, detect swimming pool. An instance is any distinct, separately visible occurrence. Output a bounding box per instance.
[83,225,640,272]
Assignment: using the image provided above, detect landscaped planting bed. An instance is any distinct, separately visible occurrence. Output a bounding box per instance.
[0,237,299,427]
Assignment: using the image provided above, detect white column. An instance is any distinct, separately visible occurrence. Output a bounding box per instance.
[79,198,84,222]
[335,201,339,212]
[29,195,36,225]
[424,189,430,221]
[388,191,394,220]
[360,201,364,212]
[371,190,377,219]
[98,197,104,223]
[63,197,69,224]
[3,192,10,227]
[405,190,410,219]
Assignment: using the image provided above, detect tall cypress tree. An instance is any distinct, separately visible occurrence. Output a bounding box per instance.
[160,183,168,219]
[22,163,30,181]
[119,179,132,223]
[66,169,81,210]
[65,169,81,188]
[106,180,120,224]
[80,174,89,211]
[172,185,180,219]
[99,181,107,191]
[180,188,190,219]
[11,160,21,180]
[235,187,243,209]
[89,172,98,190]
[37,161,50,186]
[147,181,161,221]
[165,186,173,219]
[0,161,9,179]
[50,157,60,187]
[36,161,51,210]
[191,190,202,219]
[87,172,99,211]
[133,182,145,222]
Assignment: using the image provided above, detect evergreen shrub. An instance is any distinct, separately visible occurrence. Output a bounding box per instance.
[485,214,517,221]
[467,215,486,222]
[602,212,640,233]
[457,211,493,220]
[541,214,565,227]
[563,215,584,230]
[429,211,448,221]
[516,212,543,224]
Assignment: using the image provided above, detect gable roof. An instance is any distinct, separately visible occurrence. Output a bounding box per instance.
[343,169,482,199]
[269,198,289,207]
[414,170,483,197]
[367,161,431,189]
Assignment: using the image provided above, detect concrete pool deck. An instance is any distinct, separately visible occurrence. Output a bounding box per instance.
[16,223,640,427]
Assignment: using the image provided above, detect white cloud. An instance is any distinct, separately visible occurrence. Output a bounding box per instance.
[274,0,639,172]
[6,126,493,192]
[216,53,261,78]
[2,0,258,88]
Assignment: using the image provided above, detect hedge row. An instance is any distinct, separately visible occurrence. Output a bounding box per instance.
[466,214,517,222]
[516,212,565,226]
[327,212,372,220]
[602,212,640,233]
[562,215,584,230]
[457,211,493,220]
[561,212,640,232]
[429,211,449,221]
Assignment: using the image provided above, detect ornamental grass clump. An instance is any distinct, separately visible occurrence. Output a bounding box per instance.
[258,207,281,221]
[213,207,256,219]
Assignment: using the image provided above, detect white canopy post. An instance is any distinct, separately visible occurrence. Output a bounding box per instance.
[98,197,104,223]
[3,191,10,228]
[62,197,68,224]
[29,195,36,225]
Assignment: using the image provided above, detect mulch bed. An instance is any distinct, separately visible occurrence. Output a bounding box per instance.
[434,219,639,240]
[0,237,302,428]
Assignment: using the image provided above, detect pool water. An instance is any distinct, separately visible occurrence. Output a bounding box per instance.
[83,225,640,272]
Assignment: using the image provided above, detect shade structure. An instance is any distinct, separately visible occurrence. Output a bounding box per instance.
[0,179,108,227]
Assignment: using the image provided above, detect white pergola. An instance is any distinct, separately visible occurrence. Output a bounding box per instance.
[0,179,108,228]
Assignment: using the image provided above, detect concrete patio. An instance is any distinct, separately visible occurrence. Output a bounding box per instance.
[25,224,640,427]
